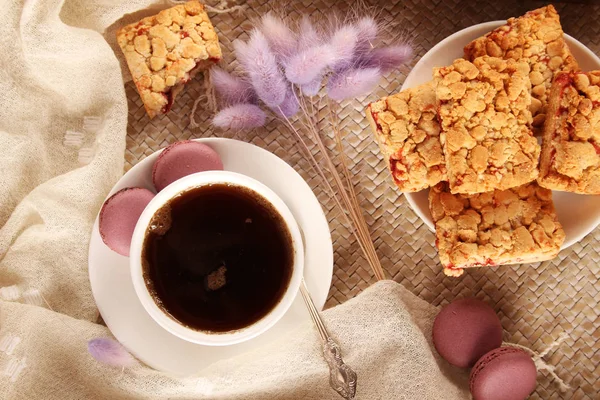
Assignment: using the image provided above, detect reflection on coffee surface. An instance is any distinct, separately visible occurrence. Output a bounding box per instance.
[143,183,293,332]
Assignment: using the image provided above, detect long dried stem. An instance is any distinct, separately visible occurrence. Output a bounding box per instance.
[285,89,385,281]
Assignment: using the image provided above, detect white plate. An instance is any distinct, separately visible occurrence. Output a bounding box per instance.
[402,21,600,249]
[88,138,333,376]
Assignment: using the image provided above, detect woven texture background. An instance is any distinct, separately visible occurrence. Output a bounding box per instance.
[122,1,600,398]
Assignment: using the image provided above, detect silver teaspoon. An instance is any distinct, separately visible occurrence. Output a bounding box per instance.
[300,279,357,399]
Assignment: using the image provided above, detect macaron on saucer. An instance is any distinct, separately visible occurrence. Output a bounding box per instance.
[89,138,333,375]
[152,140,223,191]
[99,187,155,256]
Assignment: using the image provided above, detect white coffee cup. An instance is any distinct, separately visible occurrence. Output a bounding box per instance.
[129,171,304,346]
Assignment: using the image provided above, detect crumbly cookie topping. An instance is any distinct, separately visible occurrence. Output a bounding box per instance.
[463,5,579,129]
[434,56,540,194]
[429,182,565,277]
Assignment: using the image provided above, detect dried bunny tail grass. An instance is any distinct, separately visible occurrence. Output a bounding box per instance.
[88,338,136,368]
[211,67,256,106]
[236,30,287,108]
[354,16,378,53]
[359,45,413,72]
[285,45,335,85]
[213,103,267,130]
[328,24,360,71]
[300,75,324,97]
[259,13,297,62]
[327,67,382,101]
[297,15,322,50]
[272,88,300,118]
[232,38,250,62]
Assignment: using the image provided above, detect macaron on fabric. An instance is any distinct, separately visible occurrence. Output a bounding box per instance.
[152,140,223,192]
[99,187,155,256]
[470,347,537,400]
[432,298,503,368]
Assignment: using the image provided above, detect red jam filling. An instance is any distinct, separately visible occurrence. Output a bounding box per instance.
[389,158,408,186]
[180,31,190,39]
[161,91,174,114]
[471,258,495,267]
[368,107,383,132]
[555,72,574,87]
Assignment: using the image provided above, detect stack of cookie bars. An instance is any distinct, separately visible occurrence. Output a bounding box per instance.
[368,6,599,277]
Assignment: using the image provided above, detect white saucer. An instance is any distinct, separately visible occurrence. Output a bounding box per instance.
[88,138,333,376]
[402,21,600,249]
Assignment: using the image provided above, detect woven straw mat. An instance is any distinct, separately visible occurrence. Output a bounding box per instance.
[122,1,600,398]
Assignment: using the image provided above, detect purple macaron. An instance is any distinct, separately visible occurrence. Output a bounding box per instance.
[432,298,503,368]
[470,347,537,400]
[152,140,223,192]
[99,187,155,256]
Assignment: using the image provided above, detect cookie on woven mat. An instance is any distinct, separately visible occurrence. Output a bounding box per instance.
[464,5,579,130]
[366,82,446,192]
[116,1,222,118]
[429,181,565,277]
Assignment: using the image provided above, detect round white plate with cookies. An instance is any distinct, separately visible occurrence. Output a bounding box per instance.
[88,138,333,375]
[402,21,600,249]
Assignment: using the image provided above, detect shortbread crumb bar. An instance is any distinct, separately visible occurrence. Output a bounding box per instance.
[538,71,600,194]
[117,1,221,118]
[429,182,565,277]
[366,82,446,192]
[434,57,540,194]
[463,5,579,129]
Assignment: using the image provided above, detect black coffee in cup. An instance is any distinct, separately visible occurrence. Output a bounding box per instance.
[142,183,294,332]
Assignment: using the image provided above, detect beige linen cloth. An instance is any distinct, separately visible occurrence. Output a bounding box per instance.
[0,0,469,398]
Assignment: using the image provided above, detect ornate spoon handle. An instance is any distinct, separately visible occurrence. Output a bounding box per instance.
[300,279,357,400]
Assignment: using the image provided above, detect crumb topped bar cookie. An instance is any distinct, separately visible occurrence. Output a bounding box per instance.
[434,57,540,194]
[429,182,565,277]
[117,1,221,118]
[464,5,579,129]
[366,82,446,192]
[538,71,600,194]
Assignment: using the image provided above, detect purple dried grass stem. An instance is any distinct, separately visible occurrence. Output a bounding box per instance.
[359,45,413,73]
[88,338,135,368]
[327,67,382,102]
[211,67,257,106]
[259,13,297,62]
[213,103,267,130]
[234,30,287,108]
[285,45,335,85]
